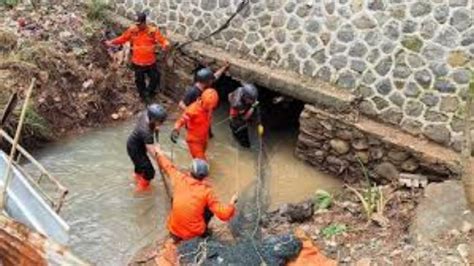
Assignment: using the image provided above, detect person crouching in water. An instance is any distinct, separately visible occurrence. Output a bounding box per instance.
[155,146,237,240]
[228,83,259,148]
[126,104,167,192]
[171,89,219,160]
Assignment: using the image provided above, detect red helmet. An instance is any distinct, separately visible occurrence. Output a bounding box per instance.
[201,89,219,110]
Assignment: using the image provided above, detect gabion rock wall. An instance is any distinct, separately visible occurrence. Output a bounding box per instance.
[109,0,473,151]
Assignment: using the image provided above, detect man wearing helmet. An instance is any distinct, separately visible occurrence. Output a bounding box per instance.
[171,89,219,160]
[126,104,167,192]
[106,12,169,103]
[179,64,229,139]
[154,145,238,240]
[228,83,259,148]
[178,64,230,110]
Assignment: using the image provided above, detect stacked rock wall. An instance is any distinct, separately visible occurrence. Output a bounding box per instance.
[296,105,461,182]
[108,0,473,151]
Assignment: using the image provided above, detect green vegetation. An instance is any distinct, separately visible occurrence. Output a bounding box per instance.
[0,0,19,8]
[23,105,51,139]
[314,190,333,210]
[321,223,347,238]
[346,158,392,224]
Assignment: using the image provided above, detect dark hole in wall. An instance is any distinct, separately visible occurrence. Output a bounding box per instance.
[214,74,305,133]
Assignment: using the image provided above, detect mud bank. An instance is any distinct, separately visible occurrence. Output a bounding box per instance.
[0,3,148,150]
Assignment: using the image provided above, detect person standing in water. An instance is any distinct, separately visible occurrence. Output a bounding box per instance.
[126,104,167,192]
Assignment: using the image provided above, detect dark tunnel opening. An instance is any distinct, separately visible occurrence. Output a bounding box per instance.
[214,74,305,135]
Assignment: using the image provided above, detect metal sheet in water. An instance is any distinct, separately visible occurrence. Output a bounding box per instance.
[0,151,69,245]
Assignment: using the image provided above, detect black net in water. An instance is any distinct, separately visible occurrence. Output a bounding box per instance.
[177,234,301,266]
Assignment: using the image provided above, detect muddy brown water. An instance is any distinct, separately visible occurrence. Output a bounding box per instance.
[26,108,341,265]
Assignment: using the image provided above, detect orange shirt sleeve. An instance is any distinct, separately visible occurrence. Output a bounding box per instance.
[174,109,193,130]
[156,154,182,187]
[154,29,169,49]
[111,26,133,45]
[206,189,235,221]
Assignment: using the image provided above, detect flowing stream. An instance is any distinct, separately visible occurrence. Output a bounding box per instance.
[26,108,341,265]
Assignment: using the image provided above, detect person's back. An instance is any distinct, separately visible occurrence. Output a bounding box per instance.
[127,111,153,155]
[168,172,214,239]
[181,101,212,142]
[155,151,236,240]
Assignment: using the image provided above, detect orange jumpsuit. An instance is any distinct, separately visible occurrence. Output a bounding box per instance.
[175,100,213,160]
[156,154,235,240]
[111,25,169,66]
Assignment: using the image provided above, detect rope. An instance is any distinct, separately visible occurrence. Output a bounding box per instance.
[177,237,209,265]
[173,0,250,51]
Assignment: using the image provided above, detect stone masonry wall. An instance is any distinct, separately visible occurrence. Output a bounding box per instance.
[108,0,473,151]
[296,105,461,183]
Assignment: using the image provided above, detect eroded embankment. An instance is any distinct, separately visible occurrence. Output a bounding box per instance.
[0,3,146,150]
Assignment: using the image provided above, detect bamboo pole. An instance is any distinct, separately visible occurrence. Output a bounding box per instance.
[462,76,474,211]
[0,78,36,210]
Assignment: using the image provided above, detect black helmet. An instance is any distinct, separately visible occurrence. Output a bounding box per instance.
[147,104,167,123]
[195,68,215,84]
[240,83,258,102]
[191,159,209,180]
[136,12,147,24]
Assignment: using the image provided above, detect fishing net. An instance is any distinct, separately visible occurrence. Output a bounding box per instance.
[177,234,301,266]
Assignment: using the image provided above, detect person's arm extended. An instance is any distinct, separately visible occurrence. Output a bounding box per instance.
[178,101,187,110]
[109,27,133,46]
[174,111,191,131]
[213,61,230,80]
[146,144,158,159]
[154,29,169,49]
[155,146,181,187]
[243,101,259,121]
[207,191,237,221]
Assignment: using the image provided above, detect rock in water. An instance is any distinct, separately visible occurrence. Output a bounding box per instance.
[280,200,315,223]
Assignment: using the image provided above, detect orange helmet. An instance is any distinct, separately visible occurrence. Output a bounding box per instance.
[200,89,219,110]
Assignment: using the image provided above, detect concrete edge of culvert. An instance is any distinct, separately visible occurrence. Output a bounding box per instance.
[103,11,356,113]
[0,215,88,265]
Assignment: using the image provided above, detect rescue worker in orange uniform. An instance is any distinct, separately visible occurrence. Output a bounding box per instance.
[106,12,169,103]
[170,89,219,160]
[178,64,230,110]
[228,83,259,148]
[154,146,237,240]
[178,65,229,139]
[126,104,167,192]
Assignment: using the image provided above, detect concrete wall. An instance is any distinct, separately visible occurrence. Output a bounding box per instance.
[108,0,473,151]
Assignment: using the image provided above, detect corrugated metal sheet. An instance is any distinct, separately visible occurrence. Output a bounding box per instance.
[0,215,87,265]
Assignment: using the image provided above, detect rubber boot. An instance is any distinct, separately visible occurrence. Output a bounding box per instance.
[135,175,151,193]
[133,173,141,184]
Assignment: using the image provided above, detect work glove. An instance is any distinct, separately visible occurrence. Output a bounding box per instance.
[251,101,259,109]
[170,129,180,144]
